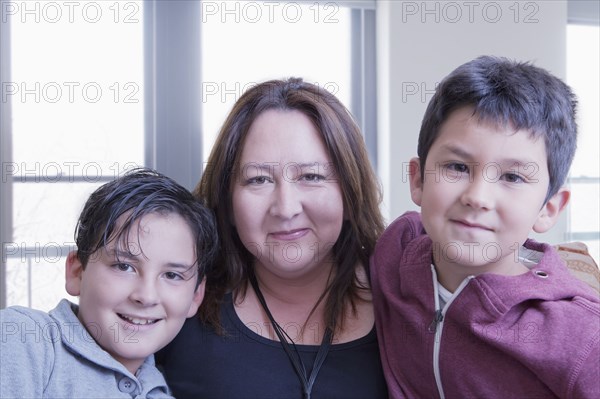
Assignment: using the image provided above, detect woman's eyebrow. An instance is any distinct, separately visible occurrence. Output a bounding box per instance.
[241,162,278,172]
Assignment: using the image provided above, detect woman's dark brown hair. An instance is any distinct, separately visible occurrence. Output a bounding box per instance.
[195,78,384,335]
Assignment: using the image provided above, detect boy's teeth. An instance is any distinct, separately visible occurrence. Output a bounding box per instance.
[120,314,158,325]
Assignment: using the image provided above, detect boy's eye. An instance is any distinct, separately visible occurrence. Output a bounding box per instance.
[113,263,135,273]
[446,163,469,173]
[502,173,524,183]
[164,271,185,281]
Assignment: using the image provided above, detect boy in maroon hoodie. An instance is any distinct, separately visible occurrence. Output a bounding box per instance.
[371,56,600,399]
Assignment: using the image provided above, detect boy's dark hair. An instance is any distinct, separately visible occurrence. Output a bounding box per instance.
[418,55,578,201]
[74,168,218,286]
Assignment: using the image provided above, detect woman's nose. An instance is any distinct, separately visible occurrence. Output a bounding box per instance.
[269,181,302,219]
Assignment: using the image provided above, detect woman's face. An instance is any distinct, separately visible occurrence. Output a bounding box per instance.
[232,109,344,281]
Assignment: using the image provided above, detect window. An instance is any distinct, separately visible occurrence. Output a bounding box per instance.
[566,23,600,262]
[143,0,376,188]
[201,2,353,160]
[2,0,144,310]
[0,0,375,309]
[200,1,376,167]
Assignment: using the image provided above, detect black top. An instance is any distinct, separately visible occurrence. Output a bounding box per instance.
[157,293,388,399]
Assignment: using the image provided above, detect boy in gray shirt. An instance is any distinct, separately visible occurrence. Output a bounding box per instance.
[1,168,218,398]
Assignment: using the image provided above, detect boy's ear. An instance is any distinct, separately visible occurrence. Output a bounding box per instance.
[533,187,570,233]
[65,250,83,296]
[186,277,206,318]
[409,158,423,206]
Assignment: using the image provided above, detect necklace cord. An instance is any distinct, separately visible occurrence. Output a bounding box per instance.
[249,272,333,399]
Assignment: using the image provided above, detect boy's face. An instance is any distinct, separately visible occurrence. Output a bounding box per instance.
[409,106,568,289]
[66,212,204,374]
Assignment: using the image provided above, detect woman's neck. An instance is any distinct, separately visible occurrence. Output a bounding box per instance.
[234,261,334,345]
[254,261,333,307]
[234,260,375,344]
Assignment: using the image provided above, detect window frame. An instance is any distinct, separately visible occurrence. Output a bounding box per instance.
[0,0,377,308]
[144,0,377,189]
[568,0,600,26]
[1,0,12,309]
[565,14,599,250]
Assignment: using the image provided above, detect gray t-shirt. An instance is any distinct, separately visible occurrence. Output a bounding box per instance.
[0,299,172,398]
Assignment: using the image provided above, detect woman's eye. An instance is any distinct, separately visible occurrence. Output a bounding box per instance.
[301,173,325,182]
[247,176,270,185]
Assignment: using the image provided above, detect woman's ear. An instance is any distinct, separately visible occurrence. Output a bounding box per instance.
[533,187,570,233]
[409,158,423,206]
[65,250,83,296]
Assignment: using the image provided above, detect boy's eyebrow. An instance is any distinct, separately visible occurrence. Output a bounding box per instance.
[109,249,139,260]
[108,249,195,270]
[165,262,197,271]
[440,144,472,159]
[439,144,539,166]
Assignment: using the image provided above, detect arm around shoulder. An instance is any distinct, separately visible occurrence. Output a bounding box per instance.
[371,211,425,276]
[568,329,600,399]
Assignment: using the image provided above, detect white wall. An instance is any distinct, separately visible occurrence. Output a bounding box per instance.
[377,0,568,244]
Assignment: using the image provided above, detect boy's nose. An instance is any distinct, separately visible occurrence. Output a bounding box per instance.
[269,181,302,219]
[460,176,494,210]
[129,278,160,306]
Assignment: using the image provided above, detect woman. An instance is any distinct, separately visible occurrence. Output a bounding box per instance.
[158,78,387,398]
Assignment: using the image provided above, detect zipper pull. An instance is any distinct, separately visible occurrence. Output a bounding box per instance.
[428,309,444,333]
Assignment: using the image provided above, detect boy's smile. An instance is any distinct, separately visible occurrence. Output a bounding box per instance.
[410,106,568,291]
[66,212,205,374]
